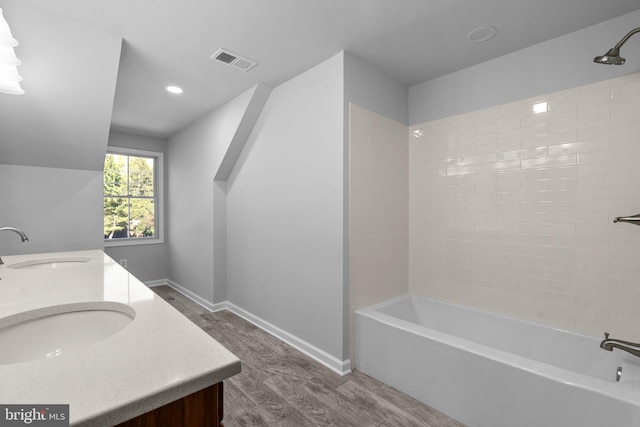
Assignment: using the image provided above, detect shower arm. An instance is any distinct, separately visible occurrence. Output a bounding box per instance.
[613,27,640,49]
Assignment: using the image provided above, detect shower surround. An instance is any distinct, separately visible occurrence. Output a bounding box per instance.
[410,71,640,341]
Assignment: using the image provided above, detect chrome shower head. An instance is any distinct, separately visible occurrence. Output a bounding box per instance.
[594,48,625,65]
[594,27,640,65]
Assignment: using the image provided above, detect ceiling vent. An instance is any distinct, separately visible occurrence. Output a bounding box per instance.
[210,48,258,71]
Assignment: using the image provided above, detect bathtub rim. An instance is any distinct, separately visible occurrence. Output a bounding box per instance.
[356,293,640,407]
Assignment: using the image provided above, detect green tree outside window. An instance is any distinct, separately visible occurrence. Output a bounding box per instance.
[104,153,156,240]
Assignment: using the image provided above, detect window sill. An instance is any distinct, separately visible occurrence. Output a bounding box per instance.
[104,237,164,248]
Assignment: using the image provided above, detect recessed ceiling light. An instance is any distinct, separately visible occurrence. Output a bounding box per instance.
[468,26,497,43]
[165,85,183,94]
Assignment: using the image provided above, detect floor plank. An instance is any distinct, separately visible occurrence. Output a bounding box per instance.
[151,285,466,427]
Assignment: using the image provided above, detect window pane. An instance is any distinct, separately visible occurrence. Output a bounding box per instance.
[130,198,155,238]
[129,156,154,197]
[103,149,162,244]
[104,197,128,239]
[104,154,128,196]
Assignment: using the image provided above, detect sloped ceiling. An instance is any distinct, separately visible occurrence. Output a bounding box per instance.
[2,0,640,172]
[0,3,121,171]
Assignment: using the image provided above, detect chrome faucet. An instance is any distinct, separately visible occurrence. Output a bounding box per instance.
[0,227,29,265]
[600,332,640,358]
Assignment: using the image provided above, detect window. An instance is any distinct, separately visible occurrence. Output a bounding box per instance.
[103,147,163,246]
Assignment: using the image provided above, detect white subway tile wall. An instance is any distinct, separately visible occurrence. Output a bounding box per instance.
[410,72,640,341]
[349,104,409,362]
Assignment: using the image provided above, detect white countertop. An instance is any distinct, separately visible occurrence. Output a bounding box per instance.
[0,250,241,426]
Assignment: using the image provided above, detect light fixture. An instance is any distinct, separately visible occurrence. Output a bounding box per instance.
[594,27,640,65]
[0,6,24,95]
[165,85,183,94]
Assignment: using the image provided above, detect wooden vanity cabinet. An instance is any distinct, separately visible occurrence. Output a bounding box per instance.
[115,382,224,427]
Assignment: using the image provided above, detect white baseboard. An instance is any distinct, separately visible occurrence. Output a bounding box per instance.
[156,279,351,376]
[163,279,227,312]
[144,279,169,287]
[224,301,351,376]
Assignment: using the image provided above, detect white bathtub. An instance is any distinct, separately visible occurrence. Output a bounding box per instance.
[356,295,640,427]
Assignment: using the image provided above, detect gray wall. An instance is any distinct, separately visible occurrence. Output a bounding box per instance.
[0,164,103,255]
[0,2,120,260]
[104,130,169,282]
[109,130,168,153]
[0,2,121,172]
[344,52,409,125]
[226,52,346,361]
[166,86,259,303]
[223,51,410,365]
[409,9,640,125]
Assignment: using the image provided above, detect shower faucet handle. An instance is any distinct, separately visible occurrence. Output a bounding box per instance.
[604,332,610,339]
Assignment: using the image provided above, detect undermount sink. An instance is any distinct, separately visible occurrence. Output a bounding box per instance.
[7,257,90,270]
[0,302,135,365]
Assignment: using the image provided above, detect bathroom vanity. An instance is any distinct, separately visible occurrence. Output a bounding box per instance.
[0,250,240,426]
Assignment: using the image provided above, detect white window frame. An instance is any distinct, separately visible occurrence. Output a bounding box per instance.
[103,146,164,247]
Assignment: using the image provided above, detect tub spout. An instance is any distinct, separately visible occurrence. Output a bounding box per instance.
[613,214,640,226]
[600,332,640,358]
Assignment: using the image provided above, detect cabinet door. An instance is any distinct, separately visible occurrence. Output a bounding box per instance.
[116,382,223,427]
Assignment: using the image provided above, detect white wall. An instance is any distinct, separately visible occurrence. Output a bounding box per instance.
[0,164,103,255]
[104,130,169,282]
[406,8,640,342]
[409,9,640,125]
[166,86,260,304]
[410,71,640,341]
[226,53,346,363]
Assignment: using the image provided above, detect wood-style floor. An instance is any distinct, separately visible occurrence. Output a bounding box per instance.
[151,285,465,427]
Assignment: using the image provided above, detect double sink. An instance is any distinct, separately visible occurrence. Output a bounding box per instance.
[0,256,135,365]
[1,249,241,426]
